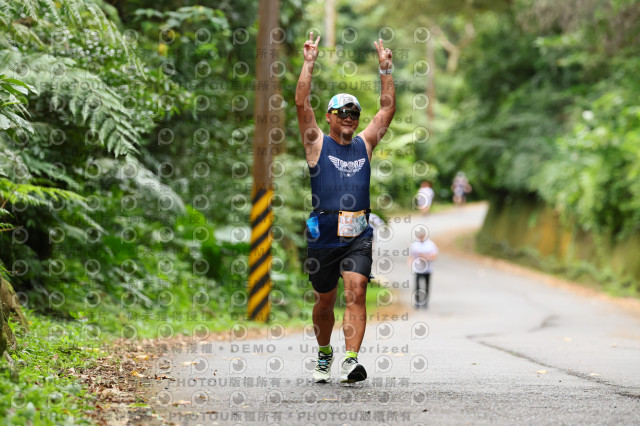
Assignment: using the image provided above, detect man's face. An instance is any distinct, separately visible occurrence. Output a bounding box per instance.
[327,103,360,139]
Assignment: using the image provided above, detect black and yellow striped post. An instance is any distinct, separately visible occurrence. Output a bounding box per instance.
[248,0,280,322]
[248,186,273,321]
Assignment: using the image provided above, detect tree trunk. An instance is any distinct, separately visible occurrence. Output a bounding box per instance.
[324,0,336,48]
[0,308,7,357]
[426,36,435,124]
[1,277,28,356]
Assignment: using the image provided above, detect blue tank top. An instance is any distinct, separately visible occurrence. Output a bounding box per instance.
[307,134,373,248]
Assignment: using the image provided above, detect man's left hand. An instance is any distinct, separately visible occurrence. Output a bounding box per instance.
[374,39,393,71]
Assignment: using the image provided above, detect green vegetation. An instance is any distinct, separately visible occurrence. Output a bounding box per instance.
[423,0,640,240]
[1,0,639,422]
[1,313,104,425]
[376,0,640,291]
[0,0,309,337]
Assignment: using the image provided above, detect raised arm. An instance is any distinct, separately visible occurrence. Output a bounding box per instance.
[295,32,324,167]
[360,39,396,159]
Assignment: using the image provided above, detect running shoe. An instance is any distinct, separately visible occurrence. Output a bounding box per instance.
[339,357,367,383]
[313,350,334,383]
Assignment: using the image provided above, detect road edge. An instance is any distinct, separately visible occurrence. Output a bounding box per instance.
[434,227,640,319]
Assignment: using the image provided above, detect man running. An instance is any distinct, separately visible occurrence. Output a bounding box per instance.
[295,32,396,383]
[452,171,472,205]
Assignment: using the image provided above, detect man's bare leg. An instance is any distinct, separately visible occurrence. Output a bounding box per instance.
[313,287,338,346]
[338,271,368,383]
[342,271,368,352]
[312,287,337,383]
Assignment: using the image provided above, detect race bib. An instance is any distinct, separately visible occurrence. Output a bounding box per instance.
[337,210,368,237]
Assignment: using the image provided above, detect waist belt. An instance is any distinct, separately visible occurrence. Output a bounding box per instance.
[313,209,371,215]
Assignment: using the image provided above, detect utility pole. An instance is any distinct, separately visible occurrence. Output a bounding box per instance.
[248,0,280,322]
[426,35,435,124]
[324,0,336,48]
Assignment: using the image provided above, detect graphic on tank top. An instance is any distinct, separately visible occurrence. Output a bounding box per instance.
[328,155,366,177]
[306,135,373,248]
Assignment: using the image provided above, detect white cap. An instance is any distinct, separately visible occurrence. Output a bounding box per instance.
[327,93,361,112]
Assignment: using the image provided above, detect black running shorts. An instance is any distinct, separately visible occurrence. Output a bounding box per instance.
[306,237,373,293]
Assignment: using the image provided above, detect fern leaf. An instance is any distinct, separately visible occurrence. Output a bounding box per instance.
[9,22,45,46]
[38,0,60,24]
[0,223,15,231]
[105,130,120,154]
[61,0,81,25]
[0,1,10,27]
[21,0,37,18]
[97,115,115,141]
[19,153,81,189]
[81,92,96,125]
[75,210,105,233]
[30,122,51,139]
[0,114,10,130]
[1,110,33,133]
[85,3,101,28]
[0,179,84,204]
[68,81,86,117]
[102,10,116,45]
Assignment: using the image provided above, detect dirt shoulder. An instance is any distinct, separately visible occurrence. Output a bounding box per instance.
[87,290,408,424]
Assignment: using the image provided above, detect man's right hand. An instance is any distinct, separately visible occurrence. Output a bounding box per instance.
[297,32,323,166]
[303,32,321,62]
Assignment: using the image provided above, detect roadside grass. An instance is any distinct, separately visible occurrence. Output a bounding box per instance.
[85,268,392,341]
[0,312,108,425]
[110,279,391,341]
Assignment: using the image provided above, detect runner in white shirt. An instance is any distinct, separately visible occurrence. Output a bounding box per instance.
[415,181,435,215]
[408,228,438,308]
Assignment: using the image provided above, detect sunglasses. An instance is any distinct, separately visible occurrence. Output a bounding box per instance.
[331,108,360,120]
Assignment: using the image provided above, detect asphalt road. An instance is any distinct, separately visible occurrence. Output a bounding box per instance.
[148,203,640,425]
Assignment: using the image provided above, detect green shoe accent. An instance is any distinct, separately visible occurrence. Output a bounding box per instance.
[319,345,333,355]
[346,350,358,359]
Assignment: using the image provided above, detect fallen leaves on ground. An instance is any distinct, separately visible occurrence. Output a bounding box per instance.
[68,339,164,425]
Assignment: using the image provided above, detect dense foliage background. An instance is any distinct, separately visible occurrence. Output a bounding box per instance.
[1,0,639,328]
[426,0,640,239]
[1,0,639,329]
[1,0,639,422]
